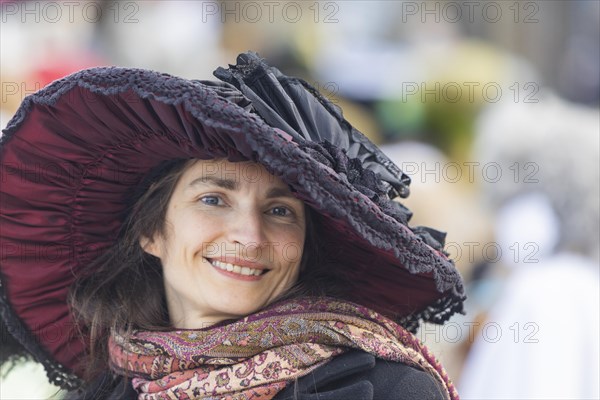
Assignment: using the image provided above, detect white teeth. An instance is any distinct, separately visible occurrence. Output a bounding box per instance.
[211,260,264,277]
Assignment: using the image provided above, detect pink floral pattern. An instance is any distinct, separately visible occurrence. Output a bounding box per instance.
[109,297,458,399]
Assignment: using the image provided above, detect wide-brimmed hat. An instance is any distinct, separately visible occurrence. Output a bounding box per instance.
[0,52,464,389]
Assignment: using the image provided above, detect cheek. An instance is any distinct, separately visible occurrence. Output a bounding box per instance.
[284,242,304,267]
[280,233,305,290]
[277,229,305,268]
[144,234,169,261]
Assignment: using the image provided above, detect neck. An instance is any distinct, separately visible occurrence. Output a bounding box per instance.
[169,312,232,330]
[165,291,236,330]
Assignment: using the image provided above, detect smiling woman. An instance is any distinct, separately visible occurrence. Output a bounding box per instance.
[0,53,465,399]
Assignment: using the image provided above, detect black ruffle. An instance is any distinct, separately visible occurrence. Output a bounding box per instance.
[299,140,448,251]
[214,52,412,199]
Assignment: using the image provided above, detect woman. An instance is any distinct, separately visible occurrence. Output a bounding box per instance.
[0,53,465,399]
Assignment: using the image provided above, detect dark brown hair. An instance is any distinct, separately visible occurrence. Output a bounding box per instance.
[69,158,343,381]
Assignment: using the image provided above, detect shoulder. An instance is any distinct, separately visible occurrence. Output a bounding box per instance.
[274,350,447,400]
[364,356,446,399]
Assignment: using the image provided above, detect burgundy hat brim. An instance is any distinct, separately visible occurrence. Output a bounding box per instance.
[0,67,464,387]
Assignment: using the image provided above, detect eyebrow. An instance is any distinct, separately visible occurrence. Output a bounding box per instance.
[186,177,297,199]
[266,187,297,199]
[187,177,238,191]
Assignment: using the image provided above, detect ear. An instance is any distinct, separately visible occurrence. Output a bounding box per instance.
[140,235,161,258]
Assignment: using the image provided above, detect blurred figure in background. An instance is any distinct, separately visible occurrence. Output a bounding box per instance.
[381,140,494,381]
[459,94,600,399]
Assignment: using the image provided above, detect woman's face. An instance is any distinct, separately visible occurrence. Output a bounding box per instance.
[143,159,306,329]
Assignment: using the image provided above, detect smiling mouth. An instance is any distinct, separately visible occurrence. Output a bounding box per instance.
[209,259,268,276]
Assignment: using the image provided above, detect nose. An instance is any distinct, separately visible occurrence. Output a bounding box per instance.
[226,209,268,253]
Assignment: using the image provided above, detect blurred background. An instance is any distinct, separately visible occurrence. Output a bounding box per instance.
[1,1,599,399]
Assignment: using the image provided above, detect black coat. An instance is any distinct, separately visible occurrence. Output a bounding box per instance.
[71,351,446,399]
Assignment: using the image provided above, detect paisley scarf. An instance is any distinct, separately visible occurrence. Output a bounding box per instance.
[108,297,458,399]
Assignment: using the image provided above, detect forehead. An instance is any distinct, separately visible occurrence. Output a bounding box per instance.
[179,159,284,187]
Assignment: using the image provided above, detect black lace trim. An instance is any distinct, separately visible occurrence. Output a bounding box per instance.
[399,293,466,334]
[0,278,82,390]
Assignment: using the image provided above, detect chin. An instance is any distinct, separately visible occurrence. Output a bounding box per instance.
[215,297,269,319]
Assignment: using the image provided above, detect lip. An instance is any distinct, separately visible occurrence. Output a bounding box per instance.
[207,257,270,271]
[206,257,270,282]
